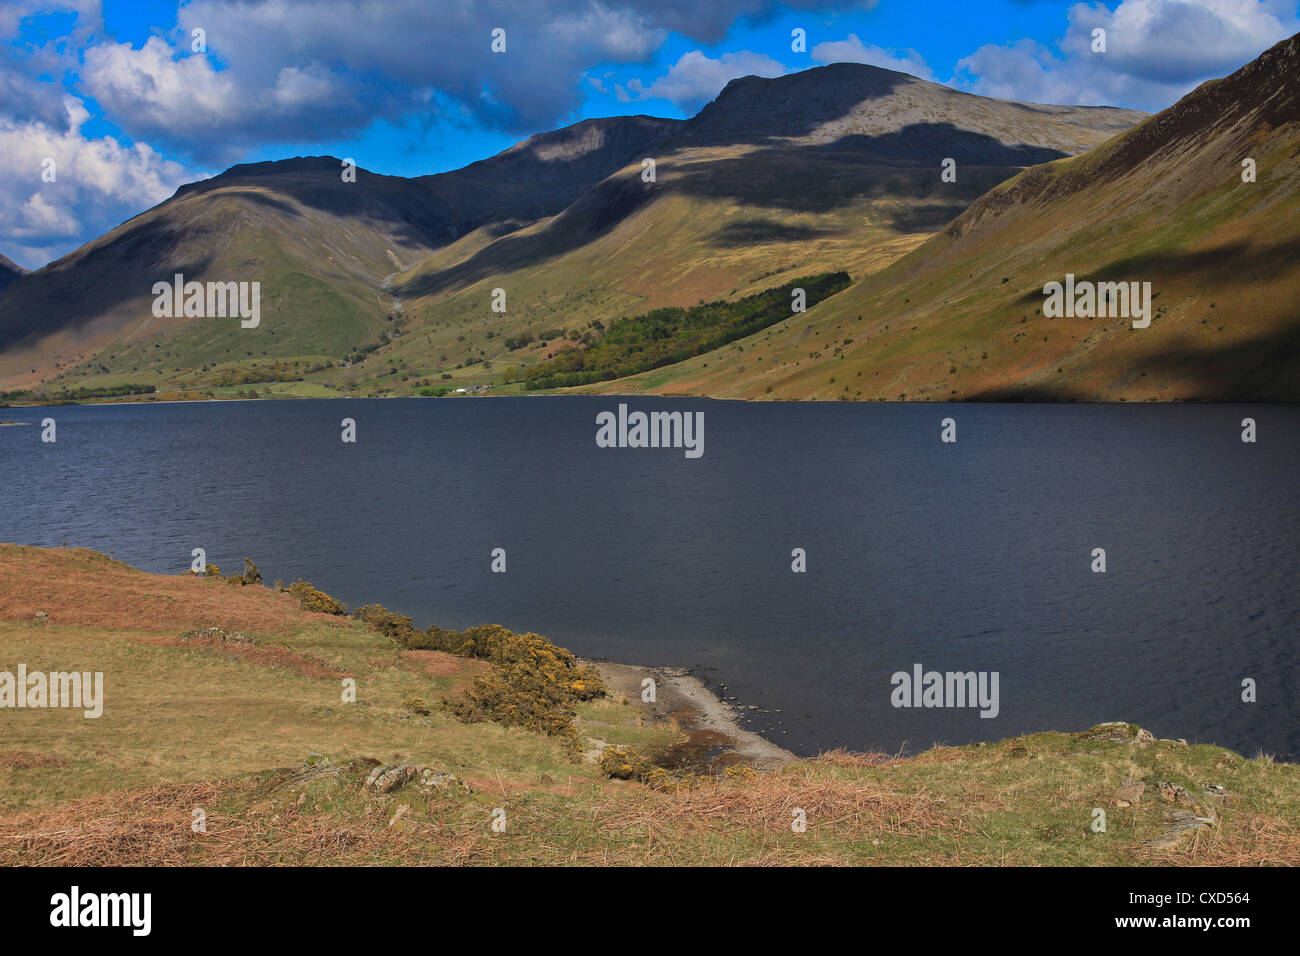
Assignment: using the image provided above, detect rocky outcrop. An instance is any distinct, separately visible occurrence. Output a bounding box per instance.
[179,625,254,645]
[363,762,468,795]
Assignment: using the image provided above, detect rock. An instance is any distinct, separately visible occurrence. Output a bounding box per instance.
[1078,722,1150,743]
[179,625,254,645]
[1078,722,1153,743]
[1156,781,1194,805]
[364,763,419,793]
[1114,778,1145,807]
[1144,809,1217,850]
[268,760,343,793]
[359,762,468,795]
[415,768,465,793]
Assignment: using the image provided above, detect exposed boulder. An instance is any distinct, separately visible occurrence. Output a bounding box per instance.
[1114,779,1145,807]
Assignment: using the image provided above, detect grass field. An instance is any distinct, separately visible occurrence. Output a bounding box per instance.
[1,544,1297,865]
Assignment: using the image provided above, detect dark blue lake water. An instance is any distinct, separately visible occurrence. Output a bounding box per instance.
[1,397,1296,759]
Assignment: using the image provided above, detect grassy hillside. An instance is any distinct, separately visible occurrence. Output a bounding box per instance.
[590,33,1300,402]
[373,67,1139,400]
[0,116,681,396]
[520,271,851,389]
[1,544,1296,865]
[0,64,1141,403]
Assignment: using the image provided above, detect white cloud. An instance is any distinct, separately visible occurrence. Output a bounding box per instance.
[955,0,1300,109]
[68,0,855,160]
[0,0,99,41]
[623,50,788,111]
[83,37,242,132]
[0,95,196,269]
[810,33,934,80]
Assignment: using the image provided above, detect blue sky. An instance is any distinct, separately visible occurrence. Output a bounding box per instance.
[3,0,1298,270]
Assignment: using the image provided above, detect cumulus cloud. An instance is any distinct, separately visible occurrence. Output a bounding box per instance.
[955,0,1300,109]
[810,33,934,79]
[74,0,858,161]
[2,0,867,265]
[0,0,98,128]
[81,35,356,163]
[621,50,788,110]
[0,95,196,269]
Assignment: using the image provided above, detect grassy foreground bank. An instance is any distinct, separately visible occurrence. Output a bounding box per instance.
[0,543,1296,866]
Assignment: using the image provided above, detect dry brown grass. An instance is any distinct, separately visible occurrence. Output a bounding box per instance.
[1139,814,1300,867]
[0,782,226,866]
[137,634,347,680]
[400,649,486,691]
[578,765,978,866]
[813,748,905,769]
[0,750,70,770]
[0,544,338,634]
[0,779,432,866]
[0,762,972,867]
[2,756,1295,867]
[651,773,964,835]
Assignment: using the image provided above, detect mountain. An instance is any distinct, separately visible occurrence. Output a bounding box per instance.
[0,254,24,293]
[677,61,1139,155]
[0,64,1141,396]
[596,33,1300,402]
[0,115,680,389]
[377,64,1141,397]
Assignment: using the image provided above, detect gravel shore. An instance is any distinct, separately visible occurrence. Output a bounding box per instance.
[593,661,796,771]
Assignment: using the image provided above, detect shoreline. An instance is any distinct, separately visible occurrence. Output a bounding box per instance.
[592,661,797,771]
[0,540,1277,764]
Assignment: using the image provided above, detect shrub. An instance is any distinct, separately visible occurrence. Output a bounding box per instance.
[599,745,677,787]
[287,579,347,615]
[600,745,656,780]
[352,604,417,643]
[443,627,606,740]
[369,616,606,740]
[225,557,262,586]
[398,623,468,654]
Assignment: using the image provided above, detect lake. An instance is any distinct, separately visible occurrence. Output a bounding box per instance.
[1,397,1296,759]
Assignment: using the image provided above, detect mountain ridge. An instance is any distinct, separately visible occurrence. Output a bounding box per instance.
[589,32,1300,402]
[0,61,1148,395]
[0,254,24,293]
